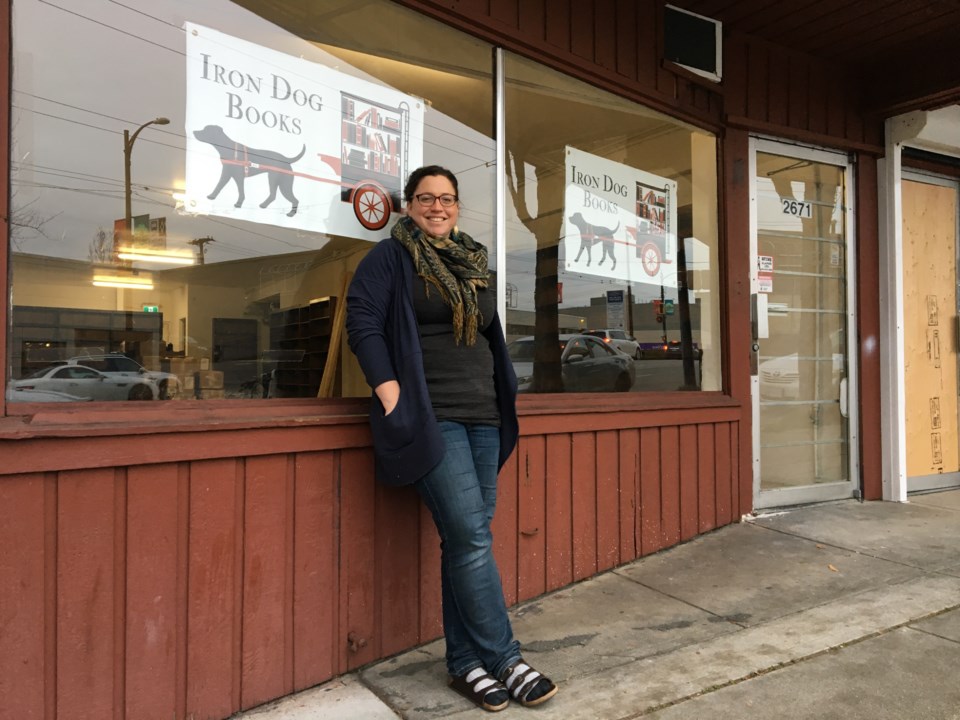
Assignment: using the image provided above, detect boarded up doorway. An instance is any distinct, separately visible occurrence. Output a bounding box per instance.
[902,177,960,492]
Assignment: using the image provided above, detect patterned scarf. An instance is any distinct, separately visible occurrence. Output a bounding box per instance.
[392,214,489,346]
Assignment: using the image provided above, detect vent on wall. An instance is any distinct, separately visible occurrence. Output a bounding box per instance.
[664,5,722,83]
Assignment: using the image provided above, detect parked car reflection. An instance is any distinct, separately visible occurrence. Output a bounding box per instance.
[508,334,636,393]
[68,352,180,399]
[11,363,158,401]
[581,328,641,358]
[5,386,92,403]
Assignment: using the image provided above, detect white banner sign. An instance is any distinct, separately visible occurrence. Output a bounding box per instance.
[563,146,677,287]
[184,23,423,237]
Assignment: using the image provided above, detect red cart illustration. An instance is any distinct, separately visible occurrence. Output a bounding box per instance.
[318,92,411,231]
[625,181,673,276]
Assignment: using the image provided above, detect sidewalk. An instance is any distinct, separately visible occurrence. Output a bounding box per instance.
[237,490,960,719]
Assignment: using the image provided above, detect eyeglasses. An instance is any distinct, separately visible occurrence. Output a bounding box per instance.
[413,193,458,207]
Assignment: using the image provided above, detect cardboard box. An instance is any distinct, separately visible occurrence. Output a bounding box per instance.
[169,356,201,377]
[198,388,225,400]
[196,370,224,389]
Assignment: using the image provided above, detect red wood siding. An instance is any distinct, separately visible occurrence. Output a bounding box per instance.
[395,0,882,151]
[0,406,740,720]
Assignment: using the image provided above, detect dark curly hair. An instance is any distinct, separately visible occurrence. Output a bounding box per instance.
[402,165,459,204]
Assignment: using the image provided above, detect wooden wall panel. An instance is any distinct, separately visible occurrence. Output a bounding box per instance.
[186,459,241,720]
[614,0,637,79]
[518,0,545,39]
[1,410,741,720]
[489,0,518,27]
[639,427,662,556]
[125,464,179,720]
[593,0,617,72]
[545,434,573,591]
[492,449,519,607]
[618,429,640,564]
[679,425,699,541]
[0,474,47,720]
[660,426,681,547]
[570,0,594,60]
[241,455,292,709]
[544,0,571,51]
[714,423,733,527]
[338,449,378,670]
[517,436,547,602]
[376,484,421,657]
[418,502,443,641]
[56,469,117,720]
[698,424,717,533]
[571,432,598,581]
[292,452,338,690]
[595,430,620,573]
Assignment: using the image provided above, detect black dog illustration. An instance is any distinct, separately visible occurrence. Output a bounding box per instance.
[193,125,305,217]
[569,212,619,270]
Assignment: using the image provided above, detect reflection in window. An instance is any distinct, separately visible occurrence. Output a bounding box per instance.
[503,54,721,394]
[9,0,494,402]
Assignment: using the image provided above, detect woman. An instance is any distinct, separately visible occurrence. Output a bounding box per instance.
[346,166,558,712]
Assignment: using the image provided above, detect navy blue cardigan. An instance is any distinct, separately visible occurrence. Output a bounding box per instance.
[345,236,519,486]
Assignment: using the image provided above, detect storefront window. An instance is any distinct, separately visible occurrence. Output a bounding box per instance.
[503,54,721,393]
[8,1,723,407]
[8,0,494,402]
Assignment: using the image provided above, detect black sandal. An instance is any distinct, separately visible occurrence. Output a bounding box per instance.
[449,667,510,712]
[499,658,558,707]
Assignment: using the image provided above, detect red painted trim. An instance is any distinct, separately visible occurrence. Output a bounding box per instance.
[721,128,756,517]
[856,156,883,500]
[0,0,9,417]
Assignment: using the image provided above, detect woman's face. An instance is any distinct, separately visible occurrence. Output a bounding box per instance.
[406,174,459,238]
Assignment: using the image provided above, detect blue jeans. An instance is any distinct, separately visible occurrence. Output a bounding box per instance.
[415,421,521,678]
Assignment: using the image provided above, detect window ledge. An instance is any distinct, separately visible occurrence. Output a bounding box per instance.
[0,398,371,440]
[0,392,742,441]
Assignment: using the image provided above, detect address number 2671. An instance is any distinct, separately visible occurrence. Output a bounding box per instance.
[781,199,812,218]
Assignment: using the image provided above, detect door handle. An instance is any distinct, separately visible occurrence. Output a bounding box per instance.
[839,377,848,418]
[751,293,769,341]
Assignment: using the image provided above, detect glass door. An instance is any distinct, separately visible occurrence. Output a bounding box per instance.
[902,174,960,493]
[751,140,858,509]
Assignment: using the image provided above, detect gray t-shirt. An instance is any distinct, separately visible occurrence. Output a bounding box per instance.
[413,275,500,427]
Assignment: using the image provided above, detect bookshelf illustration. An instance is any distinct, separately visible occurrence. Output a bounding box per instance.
[268,297,338,397]
[340,92,409,229]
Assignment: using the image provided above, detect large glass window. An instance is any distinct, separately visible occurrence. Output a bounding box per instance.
[503,54,721,393]
[7,1,723,408]
[8,0,494,403]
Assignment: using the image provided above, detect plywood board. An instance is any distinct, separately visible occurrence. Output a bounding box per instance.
[902,180,959,476]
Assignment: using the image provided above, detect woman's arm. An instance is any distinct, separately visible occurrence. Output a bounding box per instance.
[346,242,401,396]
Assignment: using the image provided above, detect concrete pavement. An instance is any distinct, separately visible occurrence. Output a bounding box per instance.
[235,489,960,719]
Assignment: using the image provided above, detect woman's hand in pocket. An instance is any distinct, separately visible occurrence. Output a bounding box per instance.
[375,380,401,416]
